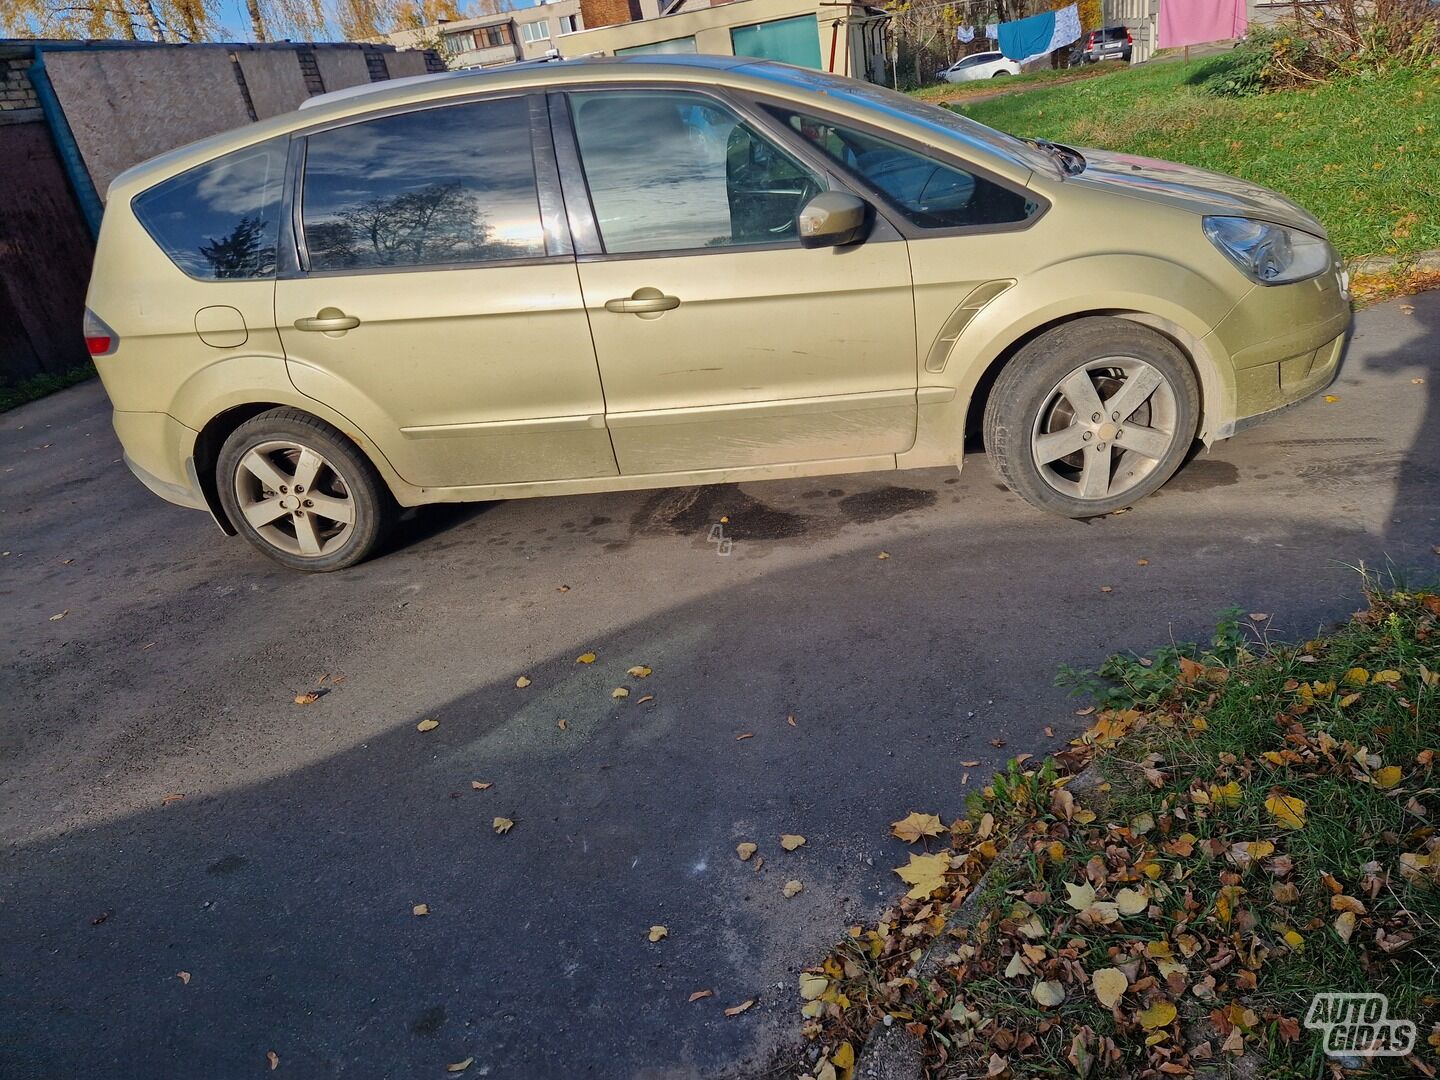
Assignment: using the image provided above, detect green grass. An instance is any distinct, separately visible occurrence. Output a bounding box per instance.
[801,586,1440,1078]
[940,58,1440,261]
[909,61,1126,103]
[0,364,96,413]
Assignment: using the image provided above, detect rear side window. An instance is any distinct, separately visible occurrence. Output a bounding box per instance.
[770,109,1035,230]
[299,97,546,272]
[132,137,287,280]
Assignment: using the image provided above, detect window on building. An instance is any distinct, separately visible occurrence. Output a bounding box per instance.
[476,23,512,47]
[520,20,551,43]
[768,108,1035,229]
[132,136,287,280]
[441,31,473,54]
[558,14,578,33]
[300,97,546,272]
[569,90,823,254]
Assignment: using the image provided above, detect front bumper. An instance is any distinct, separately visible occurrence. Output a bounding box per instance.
[1204,262,1352,431]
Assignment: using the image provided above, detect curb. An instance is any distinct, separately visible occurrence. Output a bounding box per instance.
[1346,248,1440,276]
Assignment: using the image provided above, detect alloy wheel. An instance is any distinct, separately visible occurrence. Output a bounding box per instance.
[1029,356,1180,502]
[233,440,356,558]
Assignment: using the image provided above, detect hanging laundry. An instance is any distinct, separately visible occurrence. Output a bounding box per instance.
[956,24,976,42]
[984,22,998,39]
[1158,0,1246,48]
[997,4,1083,63]
[996,9,1056,60]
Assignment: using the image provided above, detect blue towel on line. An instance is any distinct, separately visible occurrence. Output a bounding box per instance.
[997,9,1057,60]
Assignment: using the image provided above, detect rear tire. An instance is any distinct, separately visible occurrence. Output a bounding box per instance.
[217,408,395,572]
[983,318,1199,517]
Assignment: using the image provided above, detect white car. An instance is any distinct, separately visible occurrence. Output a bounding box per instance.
[937,51,1022,83]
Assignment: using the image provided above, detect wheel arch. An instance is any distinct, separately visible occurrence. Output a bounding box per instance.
[962,309,1233,449]
[193,401,403,534]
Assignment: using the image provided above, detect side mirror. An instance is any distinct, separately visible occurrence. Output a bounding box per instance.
[797,191,870,248]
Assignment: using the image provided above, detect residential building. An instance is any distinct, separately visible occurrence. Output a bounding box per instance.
[380,0,587,69]
[557,0,891,83]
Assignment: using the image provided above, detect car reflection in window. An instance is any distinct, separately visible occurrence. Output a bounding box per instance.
[301,97,547,272]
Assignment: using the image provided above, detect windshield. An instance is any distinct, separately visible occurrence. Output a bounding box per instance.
[742,63,1054,176]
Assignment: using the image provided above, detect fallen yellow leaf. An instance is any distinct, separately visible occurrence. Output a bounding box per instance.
[1092,967,1127,1008]
[1324,394,1340,403]
[894,852,950,899]
[799,972,829,1000]
[648,925,668,942]
[890,811,945,844]
[176,971,191,985]
[471,781,492,791]
[416,718,439,732]
[412,903,429,916]
[783,879,804,898]
[1064,881,1097,911]
[723,999,755,1017]
[1116,888,1148,915]
[1344,667,1370,686]
[1265,794,1307,829]
[515,676,531,688]
[294,692,320,705]
[493,817,514,834]
[1138,1000,1177,1030]
[689,989,713,1002]
[447,1058,473,1073]
[1032,980,1065,1007]
[736,842,757,861]
[1210,781,1242,808]
[627,665,652,678]
[612,687,629,699]
[780,834,806,851]
[1375,765,1403,789]
[267,1050,279,1071]
[1373,669,1401,684]
[1334,910,1357,942]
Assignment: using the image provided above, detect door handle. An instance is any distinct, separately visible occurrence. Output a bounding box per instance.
[294,308,360,333]
[604,289,680,315]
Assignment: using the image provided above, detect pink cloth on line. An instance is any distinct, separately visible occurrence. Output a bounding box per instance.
[1158,0,1247,49]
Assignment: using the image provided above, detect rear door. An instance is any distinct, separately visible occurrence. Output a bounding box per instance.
[275,94,616,490]
[553,87,917,475]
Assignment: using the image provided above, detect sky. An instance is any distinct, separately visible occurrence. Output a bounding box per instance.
[210,0,540,41]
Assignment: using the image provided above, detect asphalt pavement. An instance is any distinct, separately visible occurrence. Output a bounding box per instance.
[2,291,1437,1079]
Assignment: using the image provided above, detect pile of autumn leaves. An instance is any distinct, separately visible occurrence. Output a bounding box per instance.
[796,591,1440,1080]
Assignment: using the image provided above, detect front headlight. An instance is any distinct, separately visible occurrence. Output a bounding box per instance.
[1202,216,1331,285]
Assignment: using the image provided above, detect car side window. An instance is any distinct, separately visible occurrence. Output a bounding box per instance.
[769,109,1035,230]
[568,90,823,254]
[132,137,287,280]
[300,97,546,272]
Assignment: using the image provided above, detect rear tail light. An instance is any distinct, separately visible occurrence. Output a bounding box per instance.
[1086,32,1096,45]
[84,308,118,357]
[1126,31,1133,43]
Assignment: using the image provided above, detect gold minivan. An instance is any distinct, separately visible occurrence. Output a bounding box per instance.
[86,56,1351,570]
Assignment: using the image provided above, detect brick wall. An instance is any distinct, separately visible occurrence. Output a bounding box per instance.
[579,0,641,29]
[1,56,40,113]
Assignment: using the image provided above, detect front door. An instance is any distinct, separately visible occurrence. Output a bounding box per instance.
[558,89,917,475]
[276,94,616,490]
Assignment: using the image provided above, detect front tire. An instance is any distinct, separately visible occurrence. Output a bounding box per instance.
[983,318,1199,517]
[217,408,395,572]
